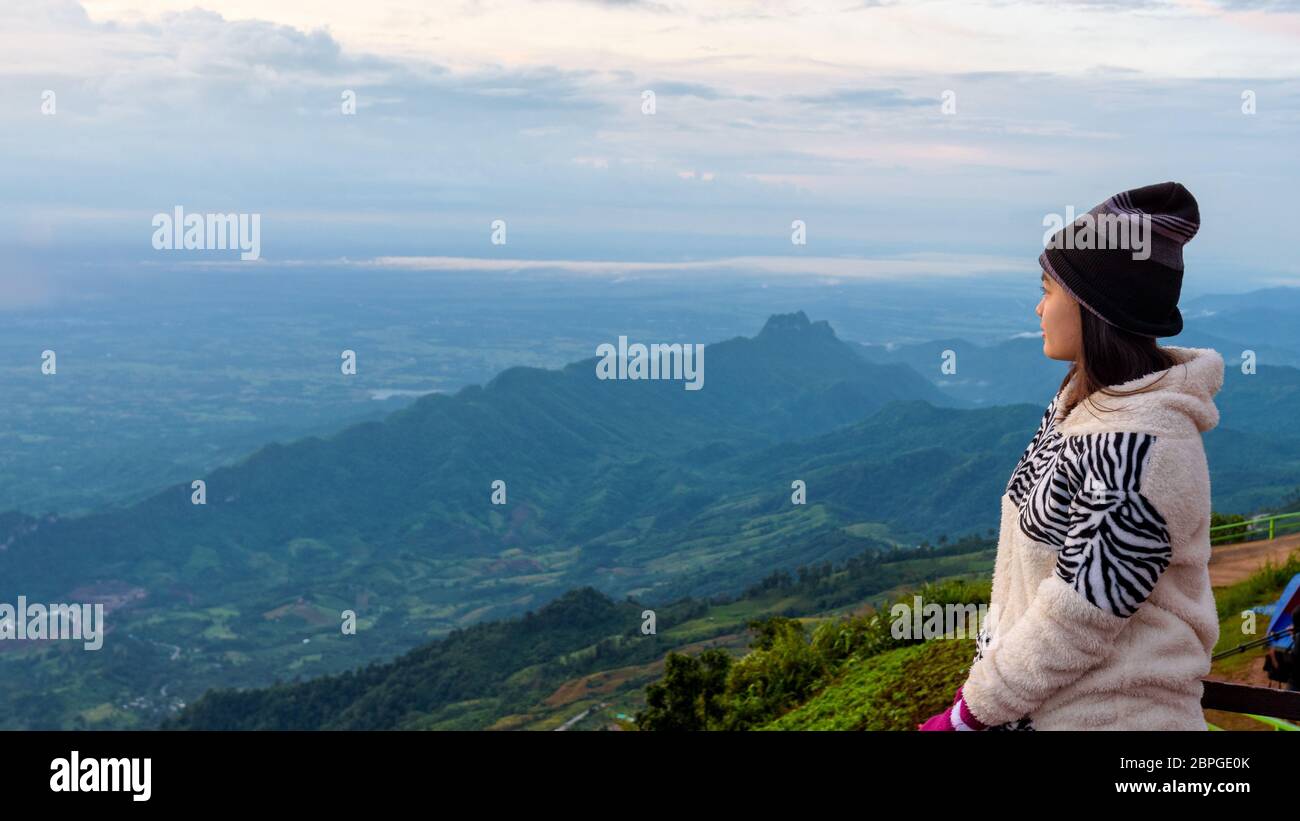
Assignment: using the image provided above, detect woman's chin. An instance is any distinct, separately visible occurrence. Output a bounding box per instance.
[1042,339,1065,360]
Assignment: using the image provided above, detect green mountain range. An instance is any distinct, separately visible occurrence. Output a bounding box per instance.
[3,311,1299,729]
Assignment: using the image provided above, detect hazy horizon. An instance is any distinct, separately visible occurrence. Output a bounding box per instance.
[5,0,1300,301]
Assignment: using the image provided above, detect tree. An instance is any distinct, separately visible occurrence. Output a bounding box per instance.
[635,649,732,731]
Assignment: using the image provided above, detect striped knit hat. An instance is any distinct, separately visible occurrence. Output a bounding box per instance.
[1039,181,1199,337]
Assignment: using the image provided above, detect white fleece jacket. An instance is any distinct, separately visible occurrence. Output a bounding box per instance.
[959,345,1224,731]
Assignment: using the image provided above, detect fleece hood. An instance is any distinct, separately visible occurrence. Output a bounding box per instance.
[1056,345,1225,438]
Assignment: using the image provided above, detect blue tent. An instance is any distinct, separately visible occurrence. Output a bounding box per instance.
[1264,572,1300,651]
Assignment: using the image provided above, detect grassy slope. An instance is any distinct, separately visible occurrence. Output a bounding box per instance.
[757,547,1300,732]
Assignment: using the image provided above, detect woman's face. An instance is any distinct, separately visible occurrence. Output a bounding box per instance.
[1036,270,1082,361]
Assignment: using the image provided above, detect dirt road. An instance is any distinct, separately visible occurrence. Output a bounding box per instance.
[1208,532,1300,588]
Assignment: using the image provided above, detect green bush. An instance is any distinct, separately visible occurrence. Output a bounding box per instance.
[1210,511,1251,545]
[638,577,991,730]
[717,617,832,730]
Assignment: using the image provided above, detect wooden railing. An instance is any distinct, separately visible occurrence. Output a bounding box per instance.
[1202,679,1300,729]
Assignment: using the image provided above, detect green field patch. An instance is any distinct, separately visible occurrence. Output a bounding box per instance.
[288,653,323,671]
[79,702,129,725]
[262,598,334,626]
[842,522,897,542]
[201,622,237,640]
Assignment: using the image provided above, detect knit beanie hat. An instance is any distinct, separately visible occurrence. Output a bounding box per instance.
[1039,181,1199,337]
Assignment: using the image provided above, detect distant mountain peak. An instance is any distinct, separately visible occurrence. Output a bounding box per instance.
[757,311,837,341]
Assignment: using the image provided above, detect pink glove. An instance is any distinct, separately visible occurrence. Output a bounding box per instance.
[916,685,988,731]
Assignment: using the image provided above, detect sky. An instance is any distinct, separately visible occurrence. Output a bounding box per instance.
[3,0,1300,300]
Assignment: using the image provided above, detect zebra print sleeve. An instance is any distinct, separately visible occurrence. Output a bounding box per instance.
[1054,432,1173,619]
[960,430,1180,728]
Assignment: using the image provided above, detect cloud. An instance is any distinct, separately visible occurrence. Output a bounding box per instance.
[338,251,1030,281]
[1207,0,1300,10]
[0,1,1297,290]
[788,87,935,107]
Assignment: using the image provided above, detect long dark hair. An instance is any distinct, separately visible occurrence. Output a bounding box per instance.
[1055,306,1180,421]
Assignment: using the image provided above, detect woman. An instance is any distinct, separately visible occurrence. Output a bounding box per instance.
[920,181,1224,730]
